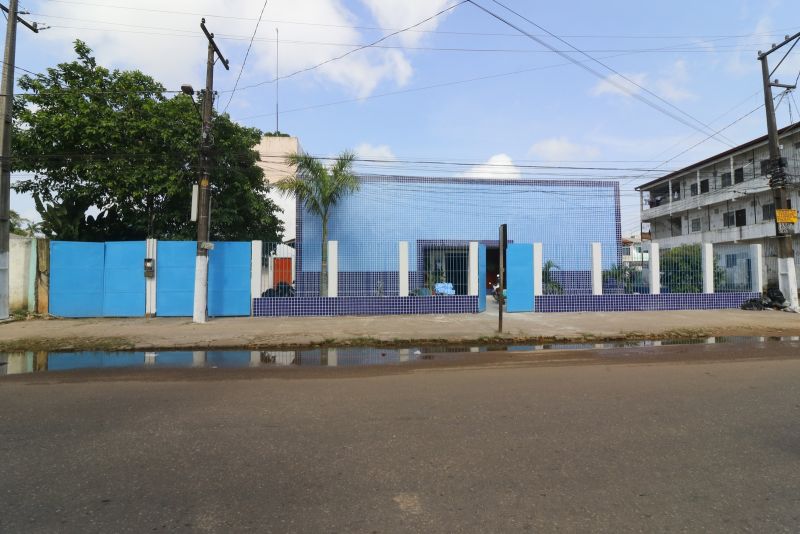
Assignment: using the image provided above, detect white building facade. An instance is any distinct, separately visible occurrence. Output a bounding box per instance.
[637,121,800,292]
[255,135,302,242]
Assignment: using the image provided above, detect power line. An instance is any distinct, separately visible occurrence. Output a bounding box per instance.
[222,0,268,113]
[31,3,800,40]
[233,1,467,93]
[469,0,737,148]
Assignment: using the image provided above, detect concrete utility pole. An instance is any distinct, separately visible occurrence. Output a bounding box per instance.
[193,19,229,324]
[758,31,800,309]
[0,0,38,320]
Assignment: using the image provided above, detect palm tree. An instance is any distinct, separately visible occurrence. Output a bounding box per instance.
[276,151,358,296]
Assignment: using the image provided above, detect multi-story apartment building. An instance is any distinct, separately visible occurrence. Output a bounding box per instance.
[637,121,800,289]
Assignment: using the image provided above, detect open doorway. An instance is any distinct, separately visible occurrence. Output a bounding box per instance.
[486,246,499,293]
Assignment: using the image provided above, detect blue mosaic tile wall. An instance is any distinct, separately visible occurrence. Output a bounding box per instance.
[533,292,760,313]
[295,176,621,296]
[253,295,479,317]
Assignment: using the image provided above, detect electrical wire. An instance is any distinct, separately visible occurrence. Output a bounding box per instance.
[468,0,737,148]
[222,0,269,113]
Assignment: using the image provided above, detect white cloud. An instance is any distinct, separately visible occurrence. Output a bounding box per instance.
[35,0,435,102]
[590,72,647,98]
[359,0,455,46]
[590,61,694,102]
[462,153,521,179]
[528,137,600,161]
[355,143,396,161]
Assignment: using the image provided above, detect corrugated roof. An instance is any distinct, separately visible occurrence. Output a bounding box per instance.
[635,120,800,191]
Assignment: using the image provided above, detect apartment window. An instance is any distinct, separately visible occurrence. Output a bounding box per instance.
[721,172,732,187]
[725,254,737,268]
[723,209,746,227]
[734,167,744,184]
[735,208,746,227]
[700,179,709,193]
[760,159,770,175]
[690,218,701,232]
[670,217,682,236]
[763,203,775,221]
[622,246,631,256]
[690,183,698,196]
[723,212,735,227]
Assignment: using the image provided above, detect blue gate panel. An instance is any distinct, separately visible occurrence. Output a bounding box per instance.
[103,241,146,317]
[506,243,534,313]
[156,241,196,317]
[478,244,487,312]
[208,242,251,317]
[154,352,195,367]
[48,352,145,371]
[49,242,105,317]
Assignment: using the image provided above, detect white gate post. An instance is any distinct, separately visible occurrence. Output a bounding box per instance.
[145,238,157,317]
[533,243,543,297]
[468,241,478,296]
[399,241,409,297]
[749,243,763,293]
[591,242,602,295]
[648,243,660,294]
[250,241,263,315]
[327,241,338,297]
[702,242,714,293]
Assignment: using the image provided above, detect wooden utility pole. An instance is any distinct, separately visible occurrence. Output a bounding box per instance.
[758,32,800,308]
[193,18,229,324]
[0,0,38,319]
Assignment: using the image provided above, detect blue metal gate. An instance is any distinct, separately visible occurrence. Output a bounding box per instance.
[156,241,196,317]
[103,241,146,317]
[208,242,251,317]
[49,242,105,317]
[506,243,534,312]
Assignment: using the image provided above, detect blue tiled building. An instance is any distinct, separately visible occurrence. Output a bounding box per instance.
[295,175,621,297]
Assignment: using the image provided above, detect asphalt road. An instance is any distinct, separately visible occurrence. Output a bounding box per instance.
[3,344,800,533]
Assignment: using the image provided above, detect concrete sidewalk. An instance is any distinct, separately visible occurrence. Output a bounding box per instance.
[1,308,798,351]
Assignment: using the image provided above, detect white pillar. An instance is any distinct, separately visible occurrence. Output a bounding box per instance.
[467,241,478,296]
[250,240,262,308]
[591,242,602,296]
[648,243,660,294]
[778,257,799,308]
[327,348,338,367]
[145,238,157,317]
[702,242,714,293]
[327,240,338,298]
[192,351,206,367]
[144,352,156,366]
[750,243,763,293]
[533,243,543,297]
[399,241,409,297]
[250,351,260,367]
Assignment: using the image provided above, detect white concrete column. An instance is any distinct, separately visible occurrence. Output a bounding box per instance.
[327,348,338,367]
[145,238,157,317]
[778,257,799,309]
[591,242,602,296]
[648,243,660,294]
[192,351,206,367]
[27,238,37,313]
[399,241,409,297]
[250,240,263,307]
[467,241,478,296]
[250,351,260,367]
[327,241,338,298]
[144,352,156,366]
[702,242,714,293]
[533,243,543,297]
[749,243,764,293]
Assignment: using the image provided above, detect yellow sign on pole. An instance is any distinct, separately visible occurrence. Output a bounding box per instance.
[776,209,798,224]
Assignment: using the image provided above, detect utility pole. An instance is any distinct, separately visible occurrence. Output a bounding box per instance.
[193,18,229,324]
[275,27,279,134]
[758,31,800,309]
[0,0,38,320]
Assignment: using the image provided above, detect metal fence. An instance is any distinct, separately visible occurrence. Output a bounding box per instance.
[714,244,752,292]
[659,244,703,293]
[540,244,593,295]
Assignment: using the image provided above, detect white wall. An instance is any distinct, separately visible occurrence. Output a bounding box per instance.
[255,136,301,242]
[9,236,33,311]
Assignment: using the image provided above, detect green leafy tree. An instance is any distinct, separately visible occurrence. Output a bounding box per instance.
[12,40,282,241]
[660,244,724,293]
[542,259,564,294]
[276,151,358,296]
[602,263,645,294]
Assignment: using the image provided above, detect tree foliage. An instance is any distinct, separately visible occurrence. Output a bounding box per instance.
[660,244,724,293]
[276,151,358,295]
[12,40,283,242]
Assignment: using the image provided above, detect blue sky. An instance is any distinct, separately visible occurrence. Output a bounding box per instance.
[8,0,800,237]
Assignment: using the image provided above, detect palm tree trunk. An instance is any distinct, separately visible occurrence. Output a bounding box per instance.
[320,218,328,296]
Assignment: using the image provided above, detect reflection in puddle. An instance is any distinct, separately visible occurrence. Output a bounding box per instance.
[1,336,799,375]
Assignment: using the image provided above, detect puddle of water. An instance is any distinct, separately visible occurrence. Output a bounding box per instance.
[1,336,798,376]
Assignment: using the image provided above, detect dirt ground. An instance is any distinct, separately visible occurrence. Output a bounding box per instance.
[1,308,798,351]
